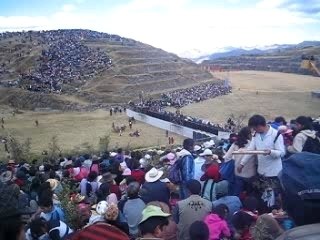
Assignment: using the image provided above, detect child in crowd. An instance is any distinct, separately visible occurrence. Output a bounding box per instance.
[204,204,231,240]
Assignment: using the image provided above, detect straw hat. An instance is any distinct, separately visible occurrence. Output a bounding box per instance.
[71,193,86,203]
[200,149,213,157]
[145,167,163,183]
[194,145,202,151]
[203,140,215,149]
[46,179,59,191]
[99,172,116,183]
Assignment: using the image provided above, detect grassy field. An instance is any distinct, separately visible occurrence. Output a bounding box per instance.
[179,71,320,123]
[1,70,319,160]
[0,109,183,160]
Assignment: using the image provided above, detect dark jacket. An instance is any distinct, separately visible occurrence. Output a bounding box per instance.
[140,180,170,204]
[178,149,195,182]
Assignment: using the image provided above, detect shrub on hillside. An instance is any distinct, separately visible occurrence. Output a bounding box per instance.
[99,134,110,152]
[46,136,62,164]
[6,135,32,163]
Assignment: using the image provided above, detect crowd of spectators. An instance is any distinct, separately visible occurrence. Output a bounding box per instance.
[0,114,320,240]
[0,29,139,93]
[162,81,231,107]
[130,81,232,134]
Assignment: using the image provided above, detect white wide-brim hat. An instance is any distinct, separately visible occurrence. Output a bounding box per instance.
[145,167,164,183]
[200,149,213,157]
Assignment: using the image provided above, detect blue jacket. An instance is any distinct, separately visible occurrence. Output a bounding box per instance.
[140,180,170,204]
[179,149,195,182]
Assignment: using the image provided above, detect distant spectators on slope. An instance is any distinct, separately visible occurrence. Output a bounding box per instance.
[0,30,138,93]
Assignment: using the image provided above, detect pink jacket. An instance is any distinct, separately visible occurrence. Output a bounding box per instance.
[204,214,231,240]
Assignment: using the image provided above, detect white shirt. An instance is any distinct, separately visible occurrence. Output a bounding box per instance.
[224,142,257,178]
[193,156,205,181]
[240,126,285,177]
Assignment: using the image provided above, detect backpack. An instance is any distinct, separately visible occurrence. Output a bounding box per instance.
[302,136,320,154]
[201,179,217,201]
[168,157,183,184]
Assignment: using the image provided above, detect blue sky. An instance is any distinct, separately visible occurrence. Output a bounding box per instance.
[0,0,319,57]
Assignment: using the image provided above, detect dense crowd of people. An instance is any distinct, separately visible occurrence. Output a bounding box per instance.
[0,114,320,240]
[129,81,232,135]
[0,30,140,92]
[161,81,231,107]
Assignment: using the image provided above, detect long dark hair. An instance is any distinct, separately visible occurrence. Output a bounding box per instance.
[213,204,229,219]
[235,127,252,148]
[296,116,313,131]
[86,171,98,196]
[96,183,110,202]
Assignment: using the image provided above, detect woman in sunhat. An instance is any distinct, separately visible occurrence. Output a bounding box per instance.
[99,172,121,200]
[200,149,221,202]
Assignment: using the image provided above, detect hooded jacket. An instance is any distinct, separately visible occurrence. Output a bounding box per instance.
[213,180,242,218]
[288,130,317,153]
[178,149,195,182]
[204,214,231,240]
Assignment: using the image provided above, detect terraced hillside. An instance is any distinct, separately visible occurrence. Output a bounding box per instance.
[0,30,215,110]
[202,42,320,76]
[82,39,213,103]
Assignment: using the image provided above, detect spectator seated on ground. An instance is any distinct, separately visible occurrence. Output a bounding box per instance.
[212,180,242,219]
[138,205,171,240]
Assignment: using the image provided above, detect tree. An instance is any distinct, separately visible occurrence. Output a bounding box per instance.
[227,113,248,133]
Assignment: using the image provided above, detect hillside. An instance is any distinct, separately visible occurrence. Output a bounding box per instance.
[0,29,215,110]
[201,41,320,76]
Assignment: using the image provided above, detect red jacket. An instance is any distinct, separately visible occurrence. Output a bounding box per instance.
[131,169,145,185]
[110,184,121,200]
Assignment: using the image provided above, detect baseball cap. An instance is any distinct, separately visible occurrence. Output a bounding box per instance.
[139,205,171,224]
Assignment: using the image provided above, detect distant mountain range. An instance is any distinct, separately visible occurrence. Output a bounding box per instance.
[197,41,320,77]
[187,41,320,64]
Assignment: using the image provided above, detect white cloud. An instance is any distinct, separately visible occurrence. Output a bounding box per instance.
[0,0,319,57]
[256,0,286,9]
[61,4,76,12]
[0,16,49,30]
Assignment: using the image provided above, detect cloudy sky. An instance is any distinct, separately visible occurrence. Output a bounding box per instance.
[0,0,319,57]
